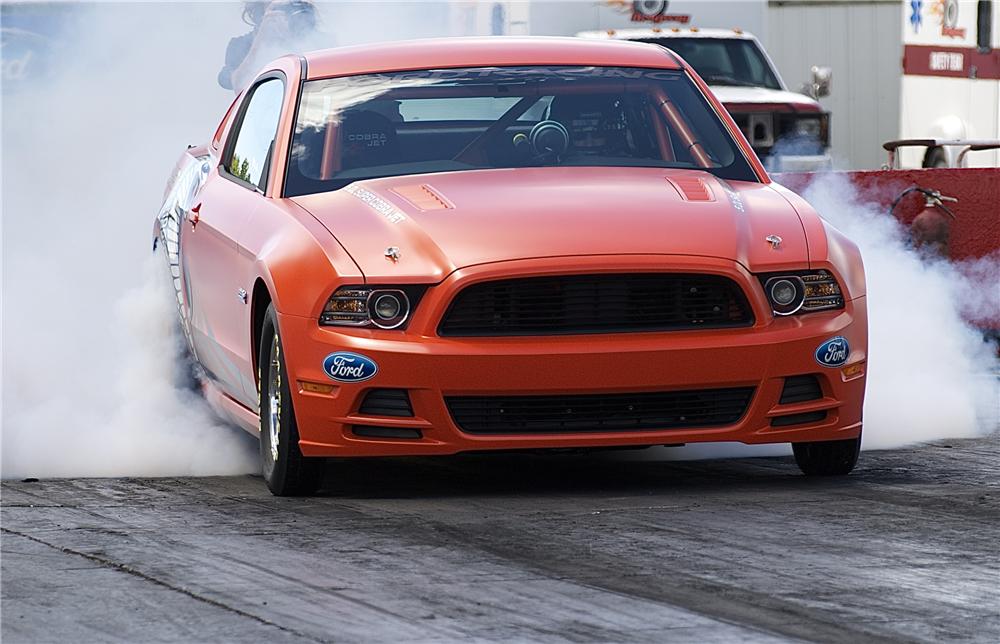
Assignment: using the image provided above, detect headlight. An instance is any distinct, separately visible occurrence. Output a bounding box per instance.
[783,113,829,146]
[373,292,402,321]
[793,117,821,139]
[800,271,844,311]
[760,270,844,316]
[765,277,805,315]
[321,286,412,329]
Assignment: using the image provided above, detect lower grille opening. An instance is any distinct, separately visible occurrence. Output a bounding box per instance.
[352,425,423,440]
[779,375,823,404]
[447,387,755,435]
[359,389,413,417]
[770,410,827,427]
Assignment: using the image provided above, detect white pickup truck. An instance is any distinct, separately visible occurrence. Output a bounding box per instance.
[576,27,832,172]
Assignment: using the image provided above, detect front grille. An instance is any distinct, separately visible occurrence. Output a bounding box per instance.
[779,375,823,404]
[359,389,413,417]
[439,273,753,336]
[446,387,755,435]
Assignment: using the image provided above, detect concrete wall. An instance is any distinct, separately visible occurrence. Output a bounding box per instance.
[765,0,903,170]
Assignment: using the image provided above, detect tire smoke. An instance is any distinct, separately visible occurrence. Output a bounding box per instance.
[1,1,455,479]
[1,5,259,479]
[799,174,999,450]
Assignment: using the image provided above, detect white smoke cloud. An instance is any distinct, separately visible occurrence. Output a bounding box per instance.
[2,253,259,479]
[1,4,256,479]
[801,173,999,450]
[1,1,460,480]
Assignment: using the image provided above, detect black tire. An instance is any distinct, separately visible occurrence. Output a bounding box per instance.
[258,304,324,496]
[792,435,861,476]
[923,147,949,168]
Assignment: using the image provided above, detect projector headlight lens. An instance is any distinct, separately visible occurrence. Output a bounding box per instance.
[765,276,805,315]
[321,287,411,329]
[770,279,798,306]
[373,292,403,322]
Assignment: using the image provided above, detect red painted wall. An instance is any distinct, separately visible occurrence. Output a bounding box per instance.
[774,168,1000,262]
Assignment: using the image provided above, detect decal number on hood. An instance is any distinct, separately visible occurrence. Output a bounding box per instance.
[345,185,407,224]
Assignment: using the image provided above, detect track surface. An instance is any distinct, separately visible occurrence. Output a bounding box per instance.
[3,437,998,643]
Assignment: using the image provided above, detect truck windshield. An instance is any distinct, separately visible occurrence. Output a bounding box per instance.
[284,66,758,197]
[637,38,782,90]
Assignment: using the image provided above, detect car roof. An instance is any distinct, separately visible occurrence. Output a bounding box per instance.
[577,28,757,41]
[302,36,682,80]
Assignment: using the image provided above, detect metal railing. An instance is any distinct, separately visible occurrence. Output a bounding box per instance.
[881,139,1000,169]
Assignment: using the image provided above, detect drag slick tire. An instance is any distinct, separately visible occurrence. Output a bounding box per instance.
[792,435,861,476]
[259,304,325,496]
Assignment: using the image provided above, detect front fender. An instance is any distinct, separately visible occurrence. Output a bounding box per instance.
[769,181,866,300]
[819,219,866,300]
[249,198,364,320]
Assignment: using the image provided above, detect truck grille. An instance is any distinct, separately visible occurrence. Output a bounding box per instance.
[438,273,753,336]
[446,387,756,435]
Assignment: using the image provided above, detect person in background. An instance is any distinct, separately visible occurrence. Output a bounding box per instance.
[218,0,322,93]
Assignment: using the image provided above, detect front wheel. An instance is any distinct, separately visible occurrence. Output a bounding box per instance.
[258,304,325,496]
[792,435,861,476]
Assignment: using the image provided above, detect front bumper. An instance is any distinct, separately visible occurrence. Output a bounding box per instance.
[278,257,867,458]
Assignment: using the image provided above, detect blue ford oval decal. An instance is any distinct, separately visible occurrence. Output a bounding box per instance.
[323,352,378,383]
[815,336,850,368]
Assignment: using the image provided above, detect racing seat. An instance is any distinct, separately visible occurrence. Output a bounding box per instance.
[338,110,399,171]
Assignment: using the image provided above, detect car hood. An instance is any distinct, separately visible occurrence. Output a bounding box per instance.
[710,85,821,110]
[291,167,810,282]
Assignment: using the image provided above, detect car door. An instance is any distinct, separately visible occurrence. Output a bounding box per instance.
[184,76,285,407]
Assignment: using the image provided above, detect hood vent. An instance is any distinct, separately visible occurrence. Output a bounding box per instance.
[666,176,715,202]
[390,184,453,211]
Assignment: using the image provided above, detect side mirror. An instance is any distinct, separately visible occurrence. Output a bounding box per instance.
[801,66,832,99]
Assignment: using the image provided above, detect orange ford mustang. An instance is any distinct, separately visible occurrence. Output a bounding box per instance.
[154,38,867,495]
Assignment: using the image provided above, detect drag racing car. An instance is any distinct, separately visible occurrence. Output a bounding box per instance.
[155,37,868,495]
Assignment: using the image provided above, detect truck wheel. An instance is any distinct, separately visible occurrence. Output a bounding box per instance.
[792,436,861,476]
[258,304,324,496]
[923,147,948,168]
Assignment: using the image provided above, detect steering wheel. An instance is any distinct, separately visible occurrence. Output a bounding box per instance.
[528,120,570,158]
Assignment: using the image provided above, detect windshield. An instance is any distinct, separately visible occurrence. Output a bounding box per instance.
[284,66,758,197]
[637,38,782,90]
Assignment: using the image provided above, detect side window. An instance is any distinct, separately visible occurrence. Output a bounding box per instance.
[978,1,993,51]
[226,78,284,191]
[742,44,767,86]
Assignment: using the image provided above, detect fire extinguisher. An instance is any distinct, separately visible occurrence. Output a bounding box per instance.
[891,187,958,256]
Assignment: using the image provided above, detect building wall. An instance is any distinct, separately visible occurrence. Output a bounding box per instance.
[765,0,903,170]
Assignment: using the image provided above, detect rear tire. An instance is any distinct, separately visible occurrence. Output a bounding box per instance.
[792,435,861,476]
[258,304,324,496]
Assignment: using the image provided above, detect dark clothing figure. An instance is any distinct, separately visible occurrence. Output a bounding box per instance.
[218,1,321,94]
[218,32,255,91]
